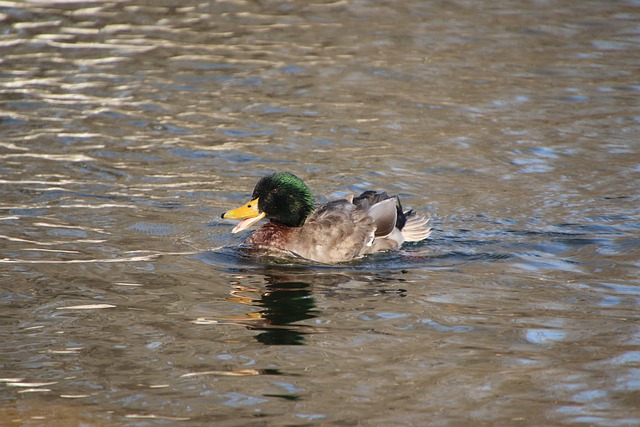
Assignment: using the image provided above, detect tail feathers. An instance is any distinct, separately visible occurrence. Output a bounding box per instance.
[401,211,431,242]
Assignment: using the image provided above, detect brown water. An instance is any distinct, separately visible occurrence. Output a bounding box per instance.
[1,0,639,426]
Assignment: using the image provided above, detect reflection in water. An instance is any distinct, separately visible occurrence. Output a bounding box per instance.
[223,266,411,346]
[253,278,317,345]
[222,267,322,346]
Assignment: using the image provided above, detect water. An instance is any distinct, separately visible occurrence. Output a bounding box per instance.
[1,0,639,425]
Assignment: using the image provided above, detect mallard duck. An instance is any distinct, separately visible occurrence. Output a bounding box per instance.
[221,172,431,263]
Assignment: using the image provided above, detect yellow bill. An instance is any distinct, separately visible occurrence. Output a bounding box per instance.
[221,198,266,233]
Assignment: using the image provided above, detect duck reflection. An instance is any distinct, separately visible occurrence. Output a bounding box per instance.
[254,279,316,345]
[228,270,320,345]
[224,265,409,346]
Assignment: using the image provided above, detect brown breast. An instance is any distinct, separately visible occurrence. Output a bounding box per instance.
[245,222,296,251]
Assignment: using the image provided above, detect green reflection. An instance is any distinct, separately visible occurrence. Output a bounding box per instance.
[254,280,317,345]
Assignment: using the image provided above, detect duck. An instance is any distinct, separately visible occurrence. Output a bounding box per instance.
[221,172,431,264]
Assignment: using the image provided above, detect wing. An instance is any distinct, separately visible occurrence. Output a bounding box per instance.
[366,198,398,238]
[286,200,376,263]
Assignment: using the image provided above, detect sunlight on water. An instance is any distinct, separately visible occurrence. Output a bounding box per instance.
[1,0,639,425]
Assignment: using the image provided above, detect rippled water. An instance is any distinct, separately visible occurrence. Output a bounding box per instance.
[1,0,639,425]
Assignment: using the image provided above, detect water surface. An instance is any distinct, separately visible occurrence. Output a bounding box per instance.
[1,0,639,425]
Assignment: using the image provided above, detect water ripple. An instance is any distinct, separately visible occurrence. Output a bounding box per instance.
[1,0,638,425]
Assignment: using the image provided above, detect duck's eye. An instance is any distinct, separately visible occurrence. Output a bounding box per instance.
[270,188,278,194]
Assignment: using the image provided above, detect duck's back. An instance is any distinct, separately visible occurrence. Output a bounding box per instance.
[287,200,376,263]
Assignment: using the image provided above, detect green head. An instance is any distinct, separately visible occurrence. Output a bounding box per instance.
[252,172,315,227]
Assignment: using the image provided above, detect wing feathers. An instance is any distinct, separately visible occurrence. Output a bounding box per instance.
[366,198,398,238]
